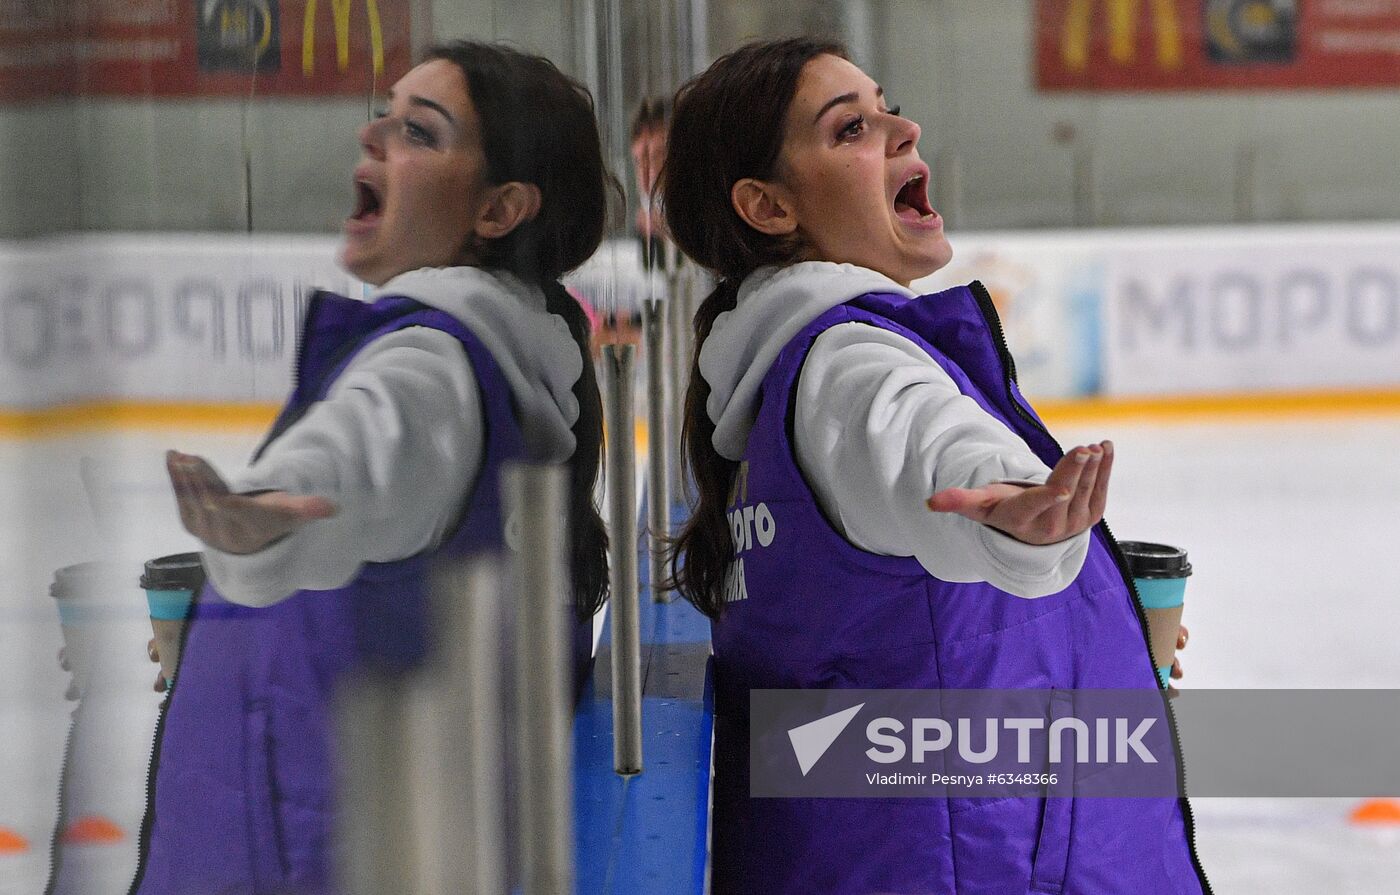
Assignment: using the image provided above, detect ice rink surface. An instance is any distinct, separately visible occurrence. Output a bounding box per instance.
[3,412,1400,893]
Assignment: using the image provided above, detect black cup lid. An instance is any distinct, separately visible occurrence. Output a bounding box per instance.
[50,561,118,599]
[1117,541,1192,579]
[140,552,207,591]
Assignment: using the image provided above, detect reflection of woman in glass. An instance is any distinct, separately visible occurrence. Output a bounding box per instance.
[133,41,609,894]
[664,38,1205,894]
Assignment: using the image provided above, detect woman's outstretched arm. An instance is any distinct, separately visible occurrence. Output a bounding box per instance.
[167,327,483,606]
[794,322,1092,598]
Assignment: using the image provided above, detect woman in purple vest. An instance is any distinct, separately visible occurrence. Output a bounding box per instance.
[129,42,609,895]
[663,38,1209,894]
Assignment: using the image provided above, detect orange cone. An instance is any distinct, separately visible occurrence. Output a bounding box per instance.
[1349,799,1400,825]
[0,828,28,853]
[60,815,125,844]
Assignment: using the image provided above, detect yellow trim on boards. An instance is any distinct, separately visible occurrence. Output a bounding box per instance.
[1,390,1400,439]
[1033,389,1400,427]
[0,402,281,438]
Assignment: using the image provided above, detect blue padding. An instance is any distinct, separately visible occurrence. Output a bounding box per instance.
[574,481,713,894]
[574,684,713,894]
[1134,577,1187,609]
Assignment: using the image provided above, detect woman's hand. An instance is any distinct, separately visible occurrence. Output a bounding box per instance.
[926,441,1114,546]
[166,450,338,555]
[1168,624,1188,693]
[148,638,168,693]
[58,647,77,701]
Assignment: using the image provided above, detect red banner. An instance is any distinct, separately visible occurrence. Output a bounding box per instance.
[0,0,414,103]
[1036,0,1400,90]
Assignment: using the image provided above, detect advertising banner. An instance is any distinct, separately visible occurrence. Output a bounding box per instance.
[0,0,413,103]
[1037,0,1400,91]
[0,234,356,406]
[918,224,1400,400]
[1101,229,1400,395]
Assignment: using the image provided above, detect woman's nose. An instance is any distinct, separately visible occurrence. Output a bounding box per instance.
[887,114,920,157]
[359,117,387,160]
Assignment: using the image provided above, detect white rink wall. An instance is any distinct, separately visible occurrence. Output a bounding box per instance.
[4,225,1400,410]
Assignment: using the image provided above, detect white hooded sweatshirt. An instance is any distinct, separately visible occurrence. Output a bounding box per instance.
[203,266,583,606]
[698,262,1087,599]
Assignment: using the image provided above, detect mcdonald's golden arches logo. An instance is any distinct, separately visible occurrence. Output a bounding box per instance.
[1061,0,1184,71]
[302,0,384,77]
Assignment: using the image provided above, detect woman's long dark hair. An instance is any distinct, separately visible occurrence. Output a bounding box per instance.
[661,38,846,619]
[427,40,611,618]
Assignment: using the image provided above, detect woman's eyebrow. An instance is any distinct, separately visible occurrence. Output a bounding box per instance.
[408,95,457,126]
[812,85,884,124]
[384,89,458,128]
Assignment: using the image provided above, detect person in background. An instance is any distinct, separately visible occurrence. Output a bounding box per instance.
[132,40,609,895]
[663,37,1204,894]
[567,96,674,351]
[631,95,670,248]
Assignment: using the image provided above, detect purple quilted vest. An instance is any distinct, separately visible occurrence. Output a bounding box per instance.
[130,291,524,895]
[709,283,1210,894]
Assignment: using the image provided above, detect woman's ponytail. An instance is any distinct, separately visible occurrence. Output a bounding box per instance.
[543,280,610,619]
[664,279,740,618]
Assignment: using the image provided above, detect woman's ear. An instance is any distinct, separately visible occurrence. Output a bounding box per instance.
[473,181,543,242]
[731,178,797,237]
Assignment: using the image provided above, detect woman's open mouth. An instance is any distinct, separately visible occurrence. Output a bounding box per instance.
[349,180,383,225]
[894,172,940,228]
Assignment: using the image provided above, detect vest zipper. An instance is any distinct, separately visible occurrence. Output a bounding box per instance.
[967,281,1215,895]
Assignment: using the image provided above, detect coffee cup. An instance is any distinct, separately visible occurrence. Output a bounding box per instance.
[51,562,120,698]
[1118,541,1191,687]
[140,553,205,687]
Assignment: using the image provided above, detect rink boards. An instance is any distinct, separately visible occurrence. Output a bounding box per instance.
[4,223,1400,891]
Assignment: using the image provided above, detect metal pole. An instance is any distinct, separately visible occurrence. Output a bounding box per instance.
[642,298,670,603]
[571,0,600,105]
[688,0,709,74]
[667,267,690,502]
[334,672,413,895]
[505,463,576,894]
[415,557,507,895]
[601,344,643,775]
[598,0,628,222]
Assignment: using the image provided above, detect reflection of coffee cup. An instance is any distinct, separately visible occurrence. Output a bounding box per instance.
[51,562,119,698]
[1119,542,1192,687]
[140,553,205,687]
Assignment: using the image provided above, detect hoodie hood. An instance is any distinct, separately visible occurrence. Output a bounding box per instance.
[698,261,915,461]
[374,266,582,461]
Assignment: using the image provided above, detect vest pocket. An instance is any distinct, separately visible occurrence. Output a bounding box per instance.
[243,702,290,888]
[1029,690,1075,893]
